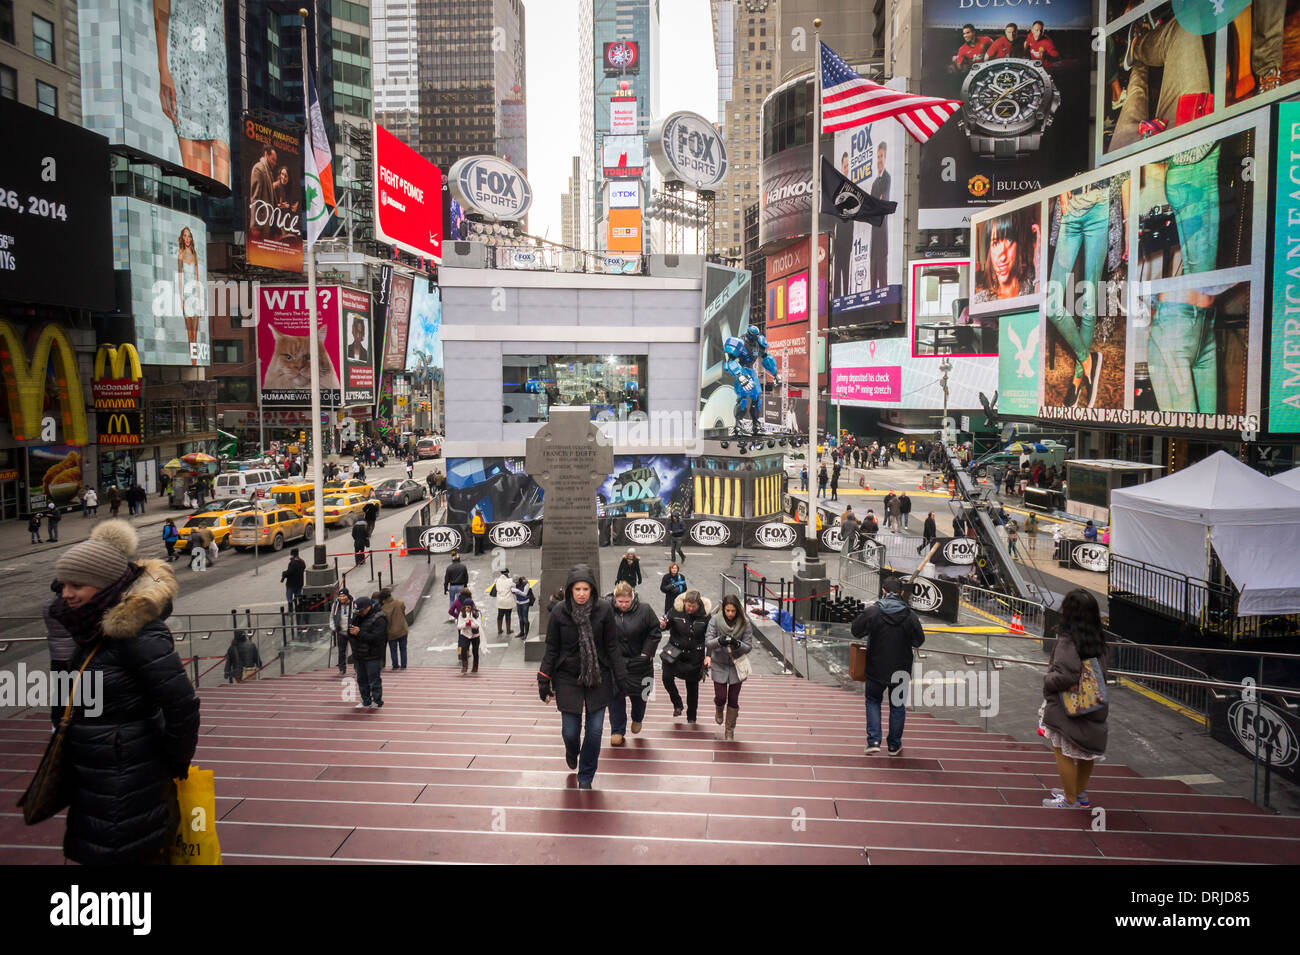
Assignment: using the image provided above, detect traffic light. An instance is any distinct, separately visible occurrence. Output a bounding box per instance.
[299,431,307,443]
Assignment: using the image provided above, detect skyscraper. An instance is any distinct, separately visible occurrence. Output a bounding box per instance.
[561,155,583,249]
[416,0,527,176]
[372,0,419,147]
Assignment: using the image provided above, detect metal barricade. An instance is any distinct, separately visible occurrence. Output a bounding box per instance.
[958,584,1046,636]
[1110,637,1213,721]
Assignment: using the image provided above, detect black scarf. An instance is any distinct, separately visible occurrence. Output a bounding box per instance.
[571,598,599,687]
[50,564,143,647]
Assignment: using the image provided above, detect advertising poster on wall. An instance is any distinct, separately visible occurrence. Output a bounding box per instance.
[597,456,693,518]
[112,196,210,366]
[970,200,1044,316]
[1271,100,1300,433]
[242,116,303,272]
[340,287,375,405]
[374,122,444,262]
[405,282,443,387]
[765,235,828,328]
[832,338,997,410]
[830,87,904,322]
[602,135,646,178]
[911,259,982,356]
[0,99,114,310]
[256,285,343,406]
[610,96,638,135]
[699,263,753,431]
[79,0,231,189]
[25,446,85,512]
[382,272,414,371]
[1100,2,1300,162]
[759,142,838,248]
[767,322,810,386]
[445,457,543,524]
[998,309,1042,417]
[606,208,642,252]
[918,0,1092,229]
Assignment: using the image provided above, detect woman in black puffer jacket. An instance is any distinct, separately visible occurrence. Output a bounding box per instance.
[661,589,712,723]
[537,565,627,790]
[607,581,663,746]
[48,520,200,865]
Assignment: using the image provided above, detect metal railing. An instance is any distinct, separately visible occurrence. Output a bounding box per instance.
[959,584,1046,636]
[1111,637,1214,721]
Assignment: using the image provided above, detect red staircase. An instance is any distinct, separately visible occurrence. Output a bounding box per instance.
[2,669,1298,864]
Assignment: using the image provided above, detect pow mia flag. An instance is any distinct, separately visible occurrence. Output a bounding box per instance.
[820,157,895,226]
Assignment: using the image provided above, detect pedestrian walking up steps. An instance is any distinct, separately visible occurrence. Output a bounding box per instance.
[1,670,1298,864]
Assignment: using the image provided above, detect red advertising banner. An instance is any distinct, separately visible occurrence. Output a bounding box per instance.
[257,286,343,406]
[767,321,810,385]
[339,286,375,405]
[382,272,414,371]
[374,122,444,262]
[92,378,142,410]
[242,116,303,272]
[765,234,829,283]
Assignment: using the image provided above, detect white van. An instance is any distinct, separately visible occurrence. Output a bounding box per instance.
[212,468,279,502]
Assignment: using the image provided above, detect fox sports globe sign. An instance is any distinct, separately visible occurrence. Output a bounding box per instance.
[448,156,533,222]
[649,111,728,190]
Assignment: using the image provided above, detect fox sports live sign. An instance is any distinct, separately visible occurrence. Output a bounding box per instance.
[649,111,728,191]
[448,156,533,223]
[374,123,443,262]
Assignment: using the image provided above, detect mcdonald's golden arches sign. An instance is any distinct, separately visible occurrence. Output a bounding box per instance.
[93,344,143,410]
[0,320,88,446]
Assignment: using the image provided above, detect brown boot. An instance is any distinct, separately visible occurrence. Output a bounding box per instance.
[724,706,738,741]
[715,703,725,725]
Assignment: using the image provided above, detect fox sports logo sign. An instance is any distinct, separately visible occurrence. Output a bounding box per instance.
[624,519,666,545]
[1071,543,1110,573]
[942,538,977,565]
[821,526,844,550]
[689,520,731,546]
[906,578,944,614]
[489,521,532,548]
[418,526,463,554]
[754,522,797,549]
[1228,700,1298,767]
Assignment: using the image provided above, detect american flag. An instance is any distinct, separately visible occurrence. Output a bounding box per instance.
[820,42,961,143]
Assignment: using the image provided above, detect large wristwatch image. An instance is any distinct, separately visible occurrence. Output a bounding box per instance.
[959,58,1060,159]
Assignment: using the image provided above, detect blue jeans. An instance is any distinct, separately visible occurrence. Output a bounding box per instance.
[516,605,530,636]
[1165,145,1220,276]
[448,584,463,614]
[864,676,907,750]
[355,658,383,706]
[608,685,648,736]
[285,586,302,609]
[1149,301,1217,412]
[1047,199,1108,378]
[561,706,606,785]
[388,636,407,668]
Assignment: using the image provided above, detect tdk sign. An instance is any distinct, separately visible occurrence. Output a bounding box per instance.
[649,111,728,190]
[449,156,533,222]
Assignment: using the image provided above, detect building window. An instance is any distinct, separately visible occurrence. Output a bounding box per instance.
[502,354,648,423]
[212,339,244,364]
[32,14,53,62]
[0,66,14,100]
[35,79,55,115]
[217,377,255,405]
[0,2,12,45]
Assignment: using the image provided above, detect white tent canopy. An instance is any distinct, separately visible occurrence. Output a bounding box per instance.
[1274,467,1300,492]
[1110,451,1300,616]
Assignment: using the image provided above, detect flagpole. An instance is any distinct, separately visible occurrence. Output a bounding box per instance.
[806,21,822,558]
[300,8,327,569]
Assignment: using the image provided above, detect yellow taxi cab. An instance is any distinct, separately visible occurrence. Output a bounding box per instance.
[268,482,318,517]
[323,478,373,500]
[177,503,252,550]
[321,492,367,526]
[228,506,313,552]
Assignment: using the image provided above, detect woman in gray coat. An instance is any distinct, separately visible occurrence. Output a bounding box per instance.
[705,594,754,740]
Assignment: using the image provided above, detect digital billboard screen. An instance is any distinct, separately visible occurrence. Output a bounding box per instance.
[80,0,231,189]
[405,281,443,386]
[257,285,344,406]
[603,135,646,179]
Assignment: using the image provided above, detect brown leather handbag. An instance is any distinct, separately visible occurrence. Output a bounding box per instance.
[849,643,868,682]
[17,644,101,825]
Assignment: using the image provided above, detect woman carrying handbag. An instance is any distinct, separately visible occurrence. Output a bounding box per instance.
[705,594,754,740]
[21,520,200,864]
[660,589,711,723]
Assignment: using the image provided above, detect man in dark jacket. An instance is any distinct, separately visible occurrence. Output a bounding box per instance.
[830,463,841,501]
[615,549,642,588]
[348,597,388,710]
[917,512,938,555]
[351,519,370,567]
[668,510,687,563]
[281,549,306,607]
[607,582,663,745]
[224,629,263,682]
[898,491,913,529]
[363,499,380,534]
[443,550,469,617]
[537,564,627,789]
[851,576,925,756]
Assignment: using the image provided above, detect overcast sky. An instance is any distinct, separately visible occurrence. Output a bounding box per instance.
[522,0,719,243]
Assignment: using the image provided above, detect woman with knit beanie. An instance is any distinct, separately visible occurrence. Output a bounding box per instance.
[705,594,754,740]
[537,564,627,790]
[45,519,200,864]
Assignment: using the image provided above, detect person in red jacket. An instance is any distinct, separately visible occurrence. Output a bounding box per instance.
[985,23,1022,61]
[1024,20,1059,64]
[951,24,994,71]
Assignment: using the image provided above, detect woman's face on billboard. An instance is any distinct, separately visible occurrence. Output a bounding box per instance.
[990,232,1018,287]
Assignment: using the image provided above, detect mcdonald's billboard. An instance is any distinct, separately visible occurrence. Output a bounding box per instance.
[0,320,88,446]
[92,344,143,410]
[96,411,144,446]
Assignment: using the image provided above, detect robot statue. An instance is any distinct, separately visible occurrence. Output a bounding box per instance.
[723,326,781,436]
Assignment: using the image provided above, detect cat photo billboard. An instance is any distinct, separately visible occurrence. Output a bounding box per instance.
[257,285,345,406]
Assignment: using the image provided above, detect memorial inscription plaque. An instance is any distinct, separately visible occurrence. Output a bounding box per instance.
[524,408,614,643]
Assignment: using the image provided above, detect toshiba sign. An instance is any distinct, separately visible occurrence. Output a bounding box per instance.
[373,122,444,262]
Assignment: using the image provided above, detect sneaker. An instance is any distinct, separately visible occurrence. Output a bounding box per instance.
[888,745,903,757]
[1086,352,1104,408]
[354,702,370,709]
[1063,379,1079,407]
[630,721,642,734]
[863,744,881,755]
[610,733,625,747]
[565,752,578,771]
[368,704,379,711]
[1260,67,1282,92]
[1042,794,1080,808]
[1053,788,1090,807]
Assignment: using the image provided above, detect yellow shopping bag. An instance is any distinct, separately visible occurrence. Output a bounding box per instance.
[168,764,222,865]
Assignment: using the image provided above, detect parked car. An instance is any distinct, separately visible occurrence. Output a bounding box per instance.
[373,478,427,507]
[212,468,279,502]
[189,499,254,517]
[228,506,313,552]
[321,493,367,526]
[416,438,441,459]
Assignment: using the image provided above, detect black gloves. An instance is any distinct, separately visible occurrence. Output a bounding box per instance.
[537,673,552,702]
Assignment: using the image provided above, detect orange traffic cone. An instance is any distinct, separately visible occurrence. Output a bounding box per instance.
[399,539,408,557]
[389,534,397,551]
[1011,612,1024,633]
